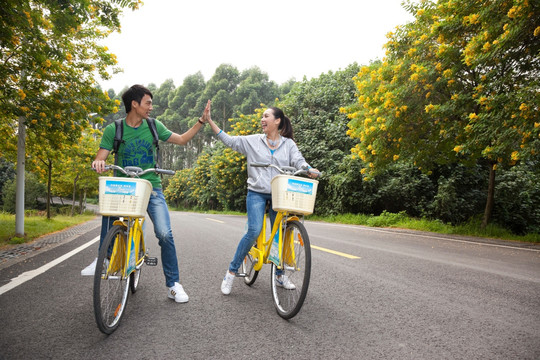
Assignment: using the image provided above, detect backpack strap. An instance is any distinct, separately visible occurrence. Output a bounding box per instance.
[146,118,160,168]
[112,119,124,176]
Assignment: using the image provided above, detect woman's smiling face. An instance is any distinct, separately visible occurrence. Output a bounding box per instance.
[261,108,280,134]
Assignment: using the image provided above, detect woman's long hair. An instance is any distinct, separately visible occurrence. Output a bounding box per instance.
[270,107,294,141]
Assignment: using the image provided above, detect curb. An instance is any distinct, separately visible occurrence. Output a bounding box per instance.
[0,217,101,270]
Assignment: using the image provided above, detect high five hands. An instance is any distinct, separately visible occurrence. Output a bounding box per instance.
[201,100,211,124]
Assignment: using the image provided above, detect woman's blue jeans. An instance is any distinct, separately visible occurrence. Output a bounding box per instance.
[229,190,276,273]
[99,188,180,288]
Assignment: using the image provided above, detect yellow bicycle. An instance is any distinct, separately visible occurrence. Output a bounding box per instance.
[93,164,174,334]
[240,163,320,319]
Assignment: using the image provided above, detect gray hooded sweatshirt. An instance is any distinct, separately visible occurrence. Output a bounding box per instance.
[217,132,311,194]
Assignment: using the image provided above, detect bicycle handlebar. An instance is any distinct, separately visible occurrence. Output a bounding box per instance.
[250,162,321,177]
[96,164,176,177]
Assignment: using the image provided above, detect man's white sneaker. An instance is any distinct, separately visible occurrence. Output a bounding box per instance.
[81,258,97,276]
[276,275,296,290]
[221,271,235,295]
[168,282,189,303]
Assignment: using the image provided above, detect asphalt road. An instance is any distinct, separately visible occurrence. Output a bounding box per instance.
[1,212,539,359]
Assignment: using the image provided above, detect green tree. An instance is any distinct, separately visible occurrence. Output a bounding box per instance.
[282,64,360,214]
[343,0,540,227]
[1,0,140,233]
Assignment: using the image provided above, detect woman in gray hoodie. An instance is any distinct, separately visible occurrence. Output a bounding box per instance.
[201,101,319,295]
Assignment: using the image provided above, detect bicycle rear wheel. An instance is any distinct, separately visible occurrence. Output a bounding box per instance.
[93,224,130,334]
[242,252,259,286]
[271,220,311,319]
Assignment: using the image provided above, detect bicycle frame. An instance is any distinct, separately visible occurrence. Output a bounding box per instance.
[105,217,146,279]
[249,210,301,272]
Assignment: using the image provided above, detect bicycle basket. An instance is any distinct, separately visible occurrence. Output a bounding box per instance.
[271,175,318,215]
[98,177,152,218]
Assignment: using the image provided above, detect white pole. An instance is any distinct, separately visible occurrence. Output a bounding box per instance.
[15,115,26,237]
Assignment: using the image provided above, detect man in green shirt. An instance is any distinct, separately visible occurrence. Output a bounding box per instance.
[82,84,208,303]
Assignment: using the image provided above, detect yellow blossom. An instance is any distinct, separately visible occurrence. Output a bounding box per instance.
[454,145,463,152]
[425,104,435,113]
[535,26,540,37]
[393,155,399,161]
[17,89,26,100]
[511,151,519,161]
[469,113,479,121]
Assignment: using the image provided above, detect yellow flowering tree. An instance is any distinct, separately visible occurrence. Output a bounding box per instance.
[0,0,140,229]
[343,0,540,227]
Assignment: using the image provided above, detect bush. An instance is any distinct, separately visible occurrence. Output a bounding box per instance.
[492,163,540,234]
[2,173,46,213]
[426,164,486,225]
[0,158,16,206]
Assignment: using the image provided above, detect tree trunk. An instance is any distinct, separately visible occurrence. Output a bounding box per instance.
[80,188,87,215]
[71,173,79,217]
[46,159,52,219]
[481,161,496,229]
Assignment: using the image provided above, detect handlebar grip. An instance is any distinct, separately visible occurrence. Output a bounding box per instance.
[156,169,176,176]
[251,162,270,167]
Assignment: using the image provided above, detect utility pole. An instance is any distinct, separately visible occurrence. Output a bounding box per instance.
[15,115,26,237]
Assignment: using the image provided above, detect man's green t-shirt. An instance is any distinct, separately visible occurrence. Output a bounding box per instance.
[100,118,172,188]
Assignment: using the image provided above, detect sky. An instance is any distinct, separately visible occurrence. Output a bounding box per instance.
[99,0,415,94]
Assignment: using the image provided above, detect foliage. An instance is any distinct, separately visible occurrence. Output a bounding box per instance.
[492,162,540,234]
[0,0,138,157]
[2,173,46,213]
[342,0,540,226]
[344,0,540,174]
[0,0,140,220]
[164,108,262,210]
[281,64,361,214]
[0,158,16,205]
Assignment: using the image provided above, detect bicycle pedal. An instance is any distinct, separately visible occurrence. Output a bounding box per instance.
[145,257,158,266]
[235,273,246,278]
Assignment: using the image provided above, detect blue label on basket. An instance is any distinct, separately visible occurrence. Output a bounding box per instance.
[105,180,136,196]
[286,179,313,195]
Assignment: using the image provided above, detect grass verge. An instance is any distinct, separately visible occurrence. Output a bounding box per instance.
[308,211,540,243]
[0,212,97,248]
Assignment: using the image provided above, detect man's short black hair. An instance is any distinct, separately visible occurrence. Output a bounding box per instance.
[121,84,153,113]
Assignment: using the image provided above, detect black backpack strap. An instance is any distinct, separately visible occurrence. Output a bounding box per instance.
[112,119,124,176]
[146,118,160,168]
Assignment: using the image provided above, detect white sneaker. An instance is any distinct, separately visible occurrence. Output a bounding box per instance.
[168,282,189,303]
[221,271,235,295]
[81,258,97,276]
[276,275,296,290]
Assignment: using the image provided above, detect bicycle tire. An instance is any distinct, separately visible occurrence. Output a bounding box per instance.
[271,220,311,319]
[242,252,259,286]
[93,224,130,334]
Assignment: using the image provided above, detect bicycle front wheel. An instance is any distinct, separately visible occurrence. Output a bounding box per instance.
[93,224,130,334]
[271,220,311,319]
[130,240,144,294]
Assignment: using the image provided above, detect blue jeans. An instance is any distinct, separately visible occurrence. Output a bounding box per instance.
[229,190,276,273]
[99,188,180,288]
